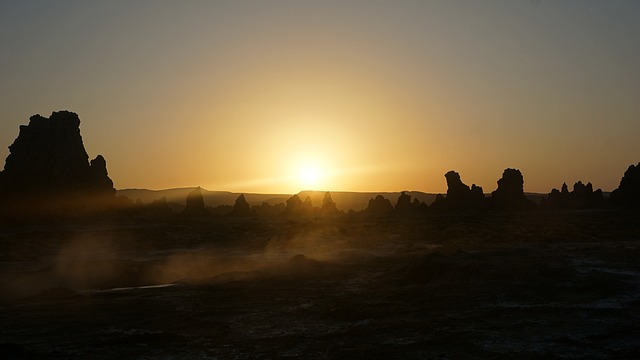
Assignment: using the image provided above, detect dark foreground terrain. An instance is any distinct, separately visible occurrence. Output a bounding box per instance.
[1,211,639,359]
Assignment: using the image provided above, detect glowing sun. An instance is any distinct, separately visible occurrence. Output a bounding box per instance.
[296,163,324,190]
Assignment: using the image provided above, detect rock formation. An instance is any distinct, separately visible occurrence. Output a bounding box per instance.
[230,194,252,217]
[431,171,484,210]
[490,168,532,210]
[610,163,640,208]
[544,181,604,209]
[363,195,393,217]
[547,181,604,209]
[302,196,314,215]
[181,187,210,217]
[320,192,339,216]
[282,194,303,216]
[395,191,413,214]
[394,191,426,215]
[0,111,115,197]
[445,171,470,202]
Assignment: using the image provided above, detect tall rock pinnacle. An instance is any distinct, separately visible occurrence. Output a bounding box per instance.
[0,111,115,199]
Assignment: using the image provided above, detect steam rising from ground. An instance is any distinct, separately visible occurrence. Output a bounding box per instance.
[0,222,432,299]
[54,234,119,289]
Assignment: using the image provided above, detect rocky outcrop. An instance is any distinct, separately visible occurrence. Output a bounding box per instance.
[546,181,604,209]
[282,194,303,217]
[320,192,340,216]
[490,168,533,210]
[0,111,115,198]
[230,194,252,217]
[363,195,393,217]
[181,187,210,217]
[395,191,425,215]
[445,171,470,202]
[431,171,484,210]
[302,196,314,215]
[395,191,413,214]
[610,163,640,208]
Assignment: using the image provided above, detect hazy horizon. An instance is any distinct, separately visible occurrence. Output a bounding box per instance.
[1,1,639,194]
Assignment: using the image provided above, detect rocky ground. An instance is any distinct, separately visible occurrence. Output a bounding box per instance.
[1,210,639,359]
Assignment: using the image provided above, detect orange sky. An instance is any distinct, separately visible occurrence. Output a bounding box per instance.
[1,1,639,194]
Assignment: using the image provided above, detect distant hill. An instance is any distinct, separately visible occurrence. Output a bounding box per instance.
[117,188,549,212]
[117,188,440,212]
[117,188,290,209]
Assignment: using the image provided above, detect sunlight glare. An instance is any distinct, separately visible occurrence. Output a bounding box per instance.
[296,163,324,190]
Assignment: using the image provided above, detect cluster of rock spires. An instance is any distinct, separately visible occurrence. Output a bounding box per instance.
[1,110,640,220]
[543,181,604,209]
[169,164,636,218]
[280,192,341,218]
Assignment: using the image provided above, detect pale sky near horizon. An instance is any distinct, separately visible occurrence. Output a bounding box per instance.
[1,1,639,194]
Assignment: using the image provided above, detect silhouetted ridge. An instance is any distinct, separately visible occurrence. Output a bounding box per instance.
[610,163,640,208]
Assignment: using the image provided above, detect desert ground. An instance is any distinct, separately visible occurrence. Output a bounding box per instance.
[1,210,639,359]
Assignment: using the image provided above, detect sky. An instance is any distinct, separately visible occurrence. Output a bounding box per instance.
[1,1,639,194]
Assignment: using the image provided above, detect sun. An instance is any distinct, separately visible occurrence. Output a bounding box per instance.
[296,163,324,190]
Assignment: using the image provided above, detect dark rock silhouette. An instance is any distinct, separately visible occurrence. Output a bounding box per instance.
[230,194,252,217]
[610,163,640,208]
[445,171,470,202]
[0,111,115,197]
[431,171,484,210]
[412,198,428,212]
[282,194,303,216]
[181,187,210,217]
[302,196,314,215]
[395,191,413,213]
[395,191,425,215]
[363,195,394,217]
[546,181,604,209]
[490,168,533,210]
[320,192,340,216]
[89,155,115,194]
[547,184,569,210]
